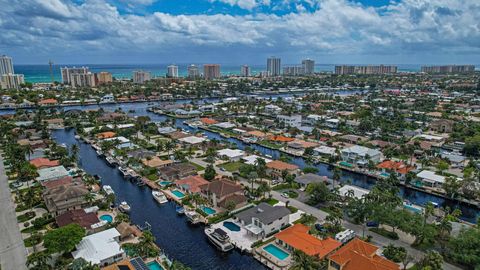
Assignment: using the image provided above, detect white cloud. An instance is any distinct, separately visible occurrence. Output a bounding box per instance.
[0,0,478,63]
[209,0,267,10]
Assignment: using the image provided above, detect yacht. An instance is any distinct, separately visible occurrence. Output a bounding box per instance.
[185,210,201,224]
[74,135,81,140]
[99,94,115,104]
[105,156,117,166]
[119,201,131,213]
[205,227,234,252]
[118,167,129,178]
[102,185,115,195]
[176,205,185,215]
[152,191,168,204]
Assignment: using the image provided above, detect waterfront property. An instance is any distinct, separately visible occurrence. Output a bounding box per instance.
[199,179,247,210]
[72,228,126,267]
[42,182,89,216]
[340,145,382,167]
[234,202,290,239]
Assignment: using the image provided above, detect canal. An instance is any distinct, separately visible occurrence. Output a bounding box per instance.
[52,128,267,270]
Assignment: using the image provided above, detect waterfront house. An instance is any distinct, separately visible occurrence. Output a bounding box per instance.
[42,183,89,216]
[275,224,341,259]
[158,163,197,181]
[327,238,399,270]
[126,149,155,160]
[217,148,245,161]
[266,160,299,179]
[416,170,446,188]
[178,136,208,145]
[175,175,210,194]
[294,173,331,189]
[265,104,282,114]
[55,209,100,230]
[96,131,116,139]
[36,165,70,183]
[313,145,336,157]
[72,228,126,267]
[234,202,290,239]
[340,145,382,167]
[242,155,272,165]
[325,118,340,129]
[376,160,414,179]
[30,157,60,169]
[199,179,247,209]
[286,140,319,153]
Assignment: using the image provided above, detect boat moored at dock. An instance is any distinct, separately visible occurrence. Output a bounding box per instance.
[152,191,168,204]
[205,227,234,252]
[119,201,131,213]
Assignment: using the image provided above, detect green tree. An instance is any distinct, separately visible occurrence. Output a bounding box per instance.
[448,227,480,268]
[305,182,331,204]
[290,250,321,270]
[443,176,462,199]
[436,160,449,175]
[204,164,216,181]
[382,244,407,263]
[43,224,85,254]
[418,251,443,270]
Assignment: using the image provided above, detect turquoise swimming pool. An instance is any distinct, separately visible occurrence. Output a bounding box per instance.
[263,244,289,260]
[99,214,113,223]
[380,172,390,178]
[159,181,172,186]
[147,261,164,270]
[172,189,185,199]
[202,206,216,215]
[223,221,240,232]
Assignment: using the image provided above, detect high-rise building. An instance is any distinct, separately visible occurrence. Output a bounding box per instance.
[167,65,179,78]
[283,66,305,76]
[133,70,151,84]
[240,65,250,77]
[187,64,200,79]
[60,67,89,84]
[267,57,281,76]
[334,65,397,75]
[421,65,475,73]
[1,74,24,89]
[0,55,25,89]
[96,72,113,85]
[302,59,315,75]
[0,55,14,75]
[70,72,96,88]
[203,64,220,80]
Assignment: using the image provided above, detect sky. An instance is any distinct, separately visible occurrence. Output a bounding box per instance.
[0,0,479,65]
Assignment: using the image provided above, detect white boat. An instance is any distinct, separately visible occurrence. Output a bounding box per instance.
[152,191,168,204]
[105,156,117,166]
[118,167,129,177]
[102,185,115,195]
[74,135,81,140]
[205,227,234,252]
[185,210,201,224]
[119,201,131,213]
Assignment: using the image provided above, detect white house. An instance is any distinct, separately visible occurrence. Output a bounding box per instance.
[265,104,282,114]
[416,170,446,188]
[234,203,291,239]
[242,155,272,165]
[313,146,336,157]
[178,136,208,145]
[72,228,125,267]
[341,145,382,166]
[325,118,340,129]
[277,115,302,128]
[217,148,245,161]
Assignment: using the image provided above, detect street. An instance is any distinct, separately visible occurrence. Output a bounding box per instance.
[0,154,28,270]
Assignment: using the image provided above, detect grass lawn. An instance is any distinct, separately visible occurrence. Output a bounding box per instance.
[265,198,279,206]
[189,161,205,172]
[219,162,243,172]
[259,140,283,149]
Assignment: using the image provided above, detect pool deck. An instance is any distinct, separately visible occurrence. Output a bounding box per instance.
[254,242,291,270]
[210,218,257,253]
[162,189,184,204]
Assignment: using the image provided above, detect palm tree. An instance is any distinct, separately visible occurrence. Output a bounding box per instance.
[27,251,52,270]
[71,144,79,164]
[84,193,95,205]
[332,167,341,188]
[290,250,320,270]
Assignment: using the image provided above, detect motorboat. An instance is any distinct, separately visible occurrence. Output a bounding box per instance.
[152,191,168,204]
[205,227,234,252]
[119,201,131,213]
[185,210,201,224]
[74,135,81,140]
[105,156,117,166]
[102,185,115,195]
[118,167,129,178]
[176,205,185,215]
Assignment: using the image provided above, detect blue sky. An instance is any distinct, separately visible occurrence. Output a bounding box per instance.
[0,0,479,65]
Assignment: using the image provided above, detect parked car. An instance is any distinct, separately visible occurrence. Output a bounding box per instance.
[366,221,379,228]
[281,192,289,198]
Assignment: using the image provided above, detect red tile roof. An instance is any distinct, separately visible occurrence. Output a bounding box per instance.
[176,175,209,193]
[266,160,299,171]
[56,209,99,229]
[30,158,60,169]
[328,238,399,270]
[275,224,342,258]
[376,160,414,175]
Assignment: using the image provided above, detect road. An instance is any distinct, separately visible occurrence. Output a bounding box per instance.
[0,154,28,270]
[269,190,462,270]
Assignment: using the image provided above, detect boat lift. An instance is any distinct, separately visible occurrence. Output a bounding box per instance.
[138,221,152,231]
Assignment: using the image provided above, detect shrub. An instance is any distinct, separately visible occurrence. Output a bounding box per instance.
[369,227,399,240]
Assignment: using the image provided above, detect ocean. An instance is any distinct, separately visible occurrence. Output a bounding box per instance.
[14,64,422,83]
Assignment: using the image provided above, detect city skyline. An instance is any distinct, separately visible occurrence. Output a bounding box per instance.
[1,0,479,65]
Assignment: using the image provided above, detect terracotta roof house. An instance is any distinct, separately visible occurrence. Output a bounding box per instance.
[158,163,197,181]
[30,158,60,169]
[200,179,247,209]
[268,135,295,143]
[377,160,414,177]
[328,238,399,270]
[175,175,209,194]
[247,130,269,138]
[42,183,89,216]
[41,176,76,189]
[142,157,173,168]
[200,118,218,125]
[275,224,341,259]
[266,160,299,179]
[56,209,99,230]
[38,98,58,105]
[96,131,116,139]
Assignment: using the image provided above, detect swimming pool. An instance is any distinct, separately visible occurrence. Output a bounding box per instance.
[159,181,172,186]
[263,244,289,260]
[201,206,216,215]
[147,261,164,270]
[380,172,390,178]
[99,214,113,223]
[223,221,240,232]
[172,189,185,199]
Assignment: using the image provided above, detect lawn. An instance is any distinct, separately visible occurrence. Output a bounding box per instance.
[258,140,283,149]
[189,161,205,172]
[219,162,243,172]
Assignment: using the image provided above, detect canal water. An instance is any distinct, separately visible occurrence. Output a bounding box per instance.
[52,128,267,270]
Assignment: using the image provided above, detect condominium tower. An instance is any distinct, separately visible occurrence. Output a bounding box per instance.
[302,59,315,75]
[267,57,281,76]
[187,64,200,79]
[240,65,250,77]
[167,65,179,78]
[203,64,220,80]
[133,70,152,84]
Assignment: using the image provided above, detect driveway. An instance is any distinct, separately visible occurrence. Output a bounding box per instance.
[0,154,27,270]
